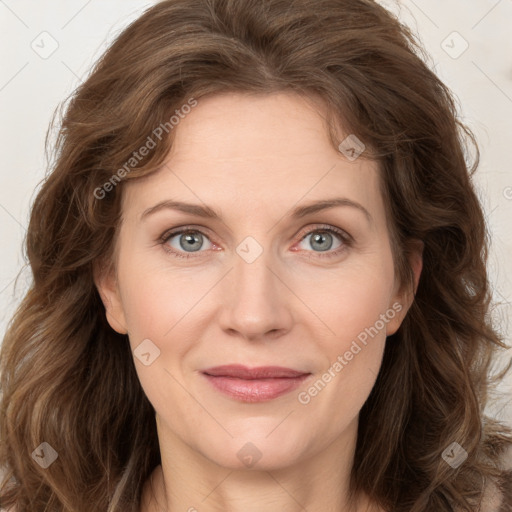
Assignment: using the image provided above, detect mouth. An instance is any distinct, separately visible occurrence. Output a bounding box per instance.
[201,365,312,402]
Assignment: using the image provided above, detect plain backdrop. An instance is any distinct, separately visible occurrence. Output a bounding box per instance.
[1,0,511,429]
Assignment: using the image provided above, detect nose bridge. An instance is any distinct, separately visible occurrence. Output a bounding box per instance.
[218,234,292,339]
[234,236,274,299]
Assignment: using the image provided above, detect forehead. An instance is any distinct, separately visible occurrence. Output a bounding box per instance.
[122,91,383,221]
[161,91,357,166]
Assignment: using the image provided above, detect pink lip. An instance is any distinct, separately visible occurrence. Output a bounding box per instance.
[201,365,311,402]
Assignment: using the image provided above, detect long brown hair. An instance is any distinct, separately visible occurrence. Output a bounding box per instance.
[1,0,511,510]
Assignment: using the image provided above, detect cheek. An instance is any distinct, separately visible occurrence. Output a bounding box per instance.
[117,249,206,342]
[115,253,218,401]
[297,272,392,432]
[305,251,396,348]
[313,274,390,390]
[116,262,198,416]
[297,245,395,405]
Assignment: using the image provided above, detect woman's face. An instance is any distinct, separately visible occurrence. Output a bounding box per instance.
[96,91,420,471]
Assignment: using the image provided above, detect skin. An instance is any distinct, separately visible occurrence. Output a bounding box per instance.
[94,91,423,512]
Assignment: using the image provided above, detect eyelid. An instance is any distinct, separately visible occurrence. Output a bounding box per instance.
[296,224,352,244]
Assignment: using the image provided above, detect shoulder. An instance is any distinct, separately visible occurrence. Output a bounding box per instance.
[480,478,505,512]
[451,445,512,512]
[480,444,512,512]
[502,444,512,470]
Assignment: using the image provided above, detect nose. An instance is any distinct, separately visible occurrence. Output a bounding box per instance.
[217,240,294,342]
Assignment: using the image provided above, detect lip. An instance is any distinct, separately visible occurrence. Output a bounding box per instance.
[201,365,311,402]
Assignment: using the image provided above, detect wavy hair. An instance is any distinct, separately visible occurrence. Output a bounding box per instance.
[1,0,511,510]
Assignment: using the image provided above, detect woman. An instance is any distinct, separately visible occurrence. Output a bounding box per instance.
[1,0,511,511]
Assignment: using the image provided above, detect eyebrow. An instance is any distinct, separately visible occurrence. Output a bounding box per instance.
[140,197,373,224]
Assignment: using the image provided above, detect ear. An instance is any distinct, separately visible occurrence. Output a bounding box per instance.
[93,258,128,335]
[386,239,424,336]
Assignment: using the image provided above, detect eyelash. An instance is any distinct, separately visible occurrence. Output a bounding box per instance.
[158,224,353,260]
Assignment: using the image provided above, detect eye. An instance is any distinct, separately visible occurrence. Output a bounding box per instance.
[160,228,214,259]
[295,225,352,259]
[158,224,352,260]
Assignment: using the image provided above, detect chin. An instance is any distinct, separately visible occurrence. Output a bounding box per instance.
[197,431,311,471]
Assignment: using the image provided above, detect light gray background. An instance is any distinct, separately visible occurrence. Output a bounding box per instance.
[1,0,511,427]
